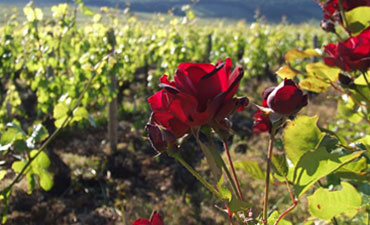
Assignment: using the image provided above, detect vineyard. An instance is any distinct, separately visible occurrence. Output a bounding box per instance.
[0,1,369,225]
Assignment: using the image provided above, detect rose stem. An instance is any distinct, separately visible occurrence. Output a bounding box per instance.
[207,136,240,199]
[223,141,244,201]
[273,178,298,225]
[337,0,351,35]
[263,131,275,223]
[172,154,222,199]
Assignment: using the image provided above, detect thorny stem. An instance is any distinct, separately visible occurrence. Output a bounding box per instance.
[223,141,244,201]
[263,131,275,223]
[172,154,222,199]
[274,178,298,225]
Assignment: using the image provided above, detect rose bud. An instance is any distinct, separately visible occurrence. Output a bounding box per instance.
[132,211,164,225]
[338,73,353,87]
[252,110,272,134]
[146,123,176,153]
[320,20,335,33]
[252,86,274,134]
[266,79,308,115]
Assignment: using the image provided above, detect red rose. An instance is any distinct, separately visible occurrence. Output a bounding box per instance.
[318,0,370,21]
[146,90,190,152]
[132,211,164,225]
[324,27,370,72]
[147,58,248,151]
[267,79,308,115]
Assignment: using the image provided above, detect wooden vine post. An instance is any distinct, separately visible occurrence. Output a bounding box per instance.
[107,28,118,152]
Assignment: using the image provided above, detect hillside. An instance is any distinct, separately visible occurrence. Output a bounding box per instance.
[8,0,322,23]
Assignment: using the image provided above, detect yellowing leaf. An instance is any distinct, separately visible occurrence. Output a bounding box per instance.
[299,77,330,93]
[285,49,320,63]
[276,65,298,79]
[306,62,340,82]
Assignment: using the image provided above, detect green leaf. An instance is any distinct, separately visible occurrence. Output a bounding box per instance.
[53,102,69,128]
[0,170,7,181]
[299,77,330,93]
[276,65,298,79]
[234,160,265,180]
[23,6,35,22]
[345,7,370,34]
[11,161,27,173]
[285,49,320,63]
[228,195,251,213]
[293,147,364,197]
[335,157,369,181]
[39,171,54,191]
[284,115,325,165]
[337,98,363,123]
[30,150,50,169]
[195,133,222,182]
[267,211,292,225]
[271,154,288,177]
[356,135,370,151]
[308,182,362,220]
[51,4,68,18]
[217,175,232,201]
[72,107,88,122]
[306,62,340,82]
[6,123,27,137]
[30,150,53,191]
[354,72,370,86]
[0,127,25,152]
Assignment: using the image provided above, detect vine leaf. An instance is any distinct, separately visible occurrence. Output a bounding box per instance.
[53,102,69,128]
[308,182,362,221]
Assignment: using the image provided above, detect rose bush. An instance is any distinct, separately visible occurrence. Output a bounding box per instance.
[146,58,248,152]
[324,27,370,71]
